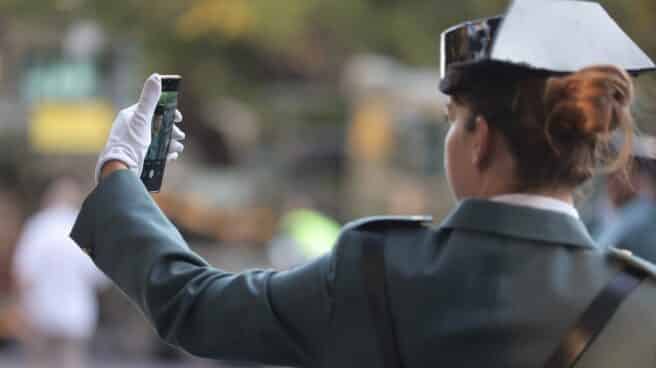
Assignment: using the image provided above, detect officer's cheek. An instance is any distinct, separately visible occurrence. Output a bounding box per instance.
[444,124,463,199]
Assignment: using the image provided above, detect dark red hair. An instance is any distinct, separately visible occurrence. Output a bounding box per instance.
[453,65,635,190]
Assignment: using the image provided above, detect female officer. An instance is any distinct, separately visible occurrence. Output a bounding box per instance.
[72,1,656,367]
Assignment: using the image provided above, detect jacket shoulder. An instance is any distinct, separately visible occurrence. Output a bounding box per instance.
[341,215,433,235]
[608,247,656,279]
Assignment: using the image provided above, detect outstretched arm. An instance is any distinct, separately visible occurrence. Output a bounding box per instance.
[71,170,334,366]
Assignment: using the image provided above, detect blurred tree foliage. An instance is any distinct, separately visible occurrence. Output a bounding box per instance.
[0,0,653,107]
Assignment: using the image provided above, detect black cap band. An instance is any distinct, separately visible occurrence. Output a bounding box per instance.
[440,16,503,80]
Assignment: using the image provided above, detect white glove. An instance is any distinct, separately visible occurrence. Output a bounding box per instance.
[95,74,185,183]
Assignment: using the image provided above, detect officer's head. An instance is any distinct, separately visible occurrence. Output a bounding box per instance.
[439,1,654,200]
[443,64,635,200]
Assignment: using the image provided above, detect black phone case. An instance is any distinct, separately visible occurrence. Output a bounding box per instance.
[141,159,168,192]
[141,77,180,192]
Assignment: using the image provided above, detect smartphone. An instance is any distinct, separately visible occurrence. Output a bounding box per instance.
[141,75,182,192]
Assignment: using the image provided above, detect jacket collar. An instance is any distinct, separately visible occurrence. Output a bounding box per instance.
[440,198,597,249]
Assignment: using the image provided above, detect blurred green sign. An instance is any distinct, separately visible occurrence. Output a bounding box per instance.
[21,61,98,102]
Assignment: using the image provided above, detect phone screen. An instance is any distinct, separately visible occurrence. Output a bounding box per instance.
[141,76,181,192]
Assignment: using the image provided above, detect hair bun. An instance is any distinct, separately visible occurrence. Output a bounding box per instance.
[544,65,634,140]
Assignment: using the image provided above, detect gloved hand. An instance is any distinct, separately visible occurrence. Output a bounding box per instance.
[94,74,185,183]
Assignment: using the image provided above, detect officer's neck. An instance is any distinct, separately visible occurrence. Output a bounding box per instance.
[475,176,575,206]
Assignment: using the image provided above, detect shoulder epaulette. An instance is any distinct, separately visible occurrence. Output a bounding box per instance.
[609,247,656,279]
[341,215,433,234]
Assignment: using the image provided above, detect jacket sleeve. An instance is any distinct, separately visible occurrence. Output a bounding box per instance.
[70,170,334,367]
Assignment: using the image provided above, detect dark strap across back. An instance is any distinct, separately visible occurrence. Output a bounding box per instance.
[361,239,647,368]
[361,234,404,368]
[543,265,647,368]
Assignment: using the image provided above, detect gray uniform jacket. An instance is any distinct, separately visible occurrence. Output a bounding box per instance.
[597,199,656,263]
[71,171,656,368]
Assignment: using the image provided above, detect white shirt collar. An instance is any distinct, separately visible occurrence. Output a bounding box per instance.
[491,193,580,219]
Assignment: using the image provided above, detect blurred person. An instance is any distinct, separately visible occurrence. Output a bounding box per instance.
[70,2,656,368]
[597,136,656,260]
[13,177,109,368]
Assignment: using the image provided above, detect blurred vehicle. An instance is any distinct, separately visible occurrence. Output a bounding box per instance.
[343,55,453,219]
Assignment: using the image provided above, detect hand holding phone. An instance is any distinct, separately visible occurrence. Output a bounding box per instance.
[93,74,184,186]
[141,75,182,192]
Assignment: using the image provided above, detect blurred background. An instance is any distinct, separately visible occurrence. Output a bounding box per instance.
[0,0,653,367]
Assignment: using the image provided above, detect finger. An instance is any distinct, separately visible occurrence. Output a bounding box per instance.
[134,74,161,124]
[175,109,183,123]
[167,152,179,161]
[171,125,186,141]
[168,140,184,154]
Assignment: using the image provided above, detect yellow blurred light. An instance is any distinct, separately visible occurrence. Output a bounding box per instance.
[177,0,256,40]
[29,101,113,154]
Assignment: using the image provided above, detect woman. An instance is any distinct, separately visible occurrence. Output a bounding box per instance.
[72,2,656,367]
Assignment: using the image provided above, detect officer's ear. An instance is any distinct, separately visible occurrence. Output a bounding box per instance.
[470,115,495,171]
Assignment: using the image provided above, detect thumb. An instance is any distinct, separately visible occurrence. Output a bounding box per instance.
[134,74,161,124]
